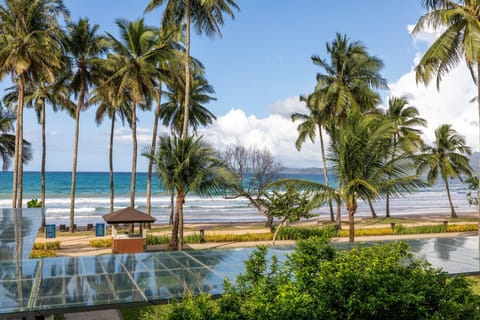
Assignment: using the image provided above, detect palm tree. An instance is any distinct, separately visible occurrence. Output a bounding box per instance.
[64,18,110,232]
[307,33,388,227]
[383,96,427,218]
[0,0,68,208]
[105,18,171,208]
[417,124,473,218]
[273,112,423,242]
[145,135,230,250]
[291,94,335,222]
[145,0,239,138]
[0,105,32,171]
[159,69,217,134]
[93,77,132,213]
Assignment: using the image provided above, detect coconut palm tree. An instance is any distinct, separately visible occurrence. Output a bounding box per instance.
[105,18,172,208]
[383,96,427,218]
[93,77,132,213]
[64,18,110,232]
[4,78,74,214]
[0,0,68,208]
[417,124,474,218]
[291,94,335,222]
[145,0,239,138]
[273,112,423,242]
[307,33,388,226]
[145,135,231,250]
[159,69,217,134]
[0,105,32,171]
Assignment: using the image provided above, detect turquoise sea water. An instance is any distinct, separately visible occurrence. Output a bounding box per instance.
[0,171,473,225]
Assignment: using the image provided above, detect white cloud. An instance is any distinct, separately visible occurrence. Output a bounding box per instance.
[267,96,307,117]
[200,107,325,168]
[389,26,479,151]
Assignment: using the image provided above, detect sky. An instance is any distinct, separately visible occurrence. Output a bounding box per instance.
[15,0,480,172]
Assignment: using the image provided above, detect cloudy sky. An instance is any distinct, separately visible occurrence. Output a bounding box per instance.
[17,1,479,171]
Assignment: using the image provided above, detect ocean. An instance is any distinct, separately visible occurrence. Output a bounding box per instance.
[0,171,475,226]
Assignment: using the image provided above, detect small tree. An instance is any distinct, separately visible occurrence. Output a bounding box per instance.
[221,145,284,228]
[258,186,313,245]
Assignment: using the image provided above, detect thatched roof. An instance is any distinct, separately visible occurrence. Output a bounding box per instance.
[102,207,156,224]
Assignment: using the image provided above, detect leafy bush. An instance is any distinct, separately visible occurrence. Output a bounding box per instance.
[33,241,61,250]
[277,226,337,240]
[205,232,272,242]
[447,224,478,232]
[395,223,447,235]
[157,237,480,320]
[30,249,56,258]
[337,227,394,237]
[89,238,112,248]
[27,198,42,208]
[146,234,170,245]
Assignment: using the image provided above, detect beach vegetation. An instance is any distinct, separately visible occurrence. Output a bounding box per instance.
[417,124,474,218]
[89,238,112,248]
[26,198,42,208]
[64,18,110,232]
[33,241,60,250]
[151,237,480,319]
[29,249,56,259]
[383,96,427,218]
[145,0,239,139]
[0,0,67,208]
[221,145,284,228]
[146,135,234,251]
[0,105,32,171]
[292,94,335,221]
[257,185,314,245]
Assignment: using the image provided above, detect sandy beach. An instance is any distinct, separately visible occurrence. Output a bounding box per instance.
[37,211,480,257]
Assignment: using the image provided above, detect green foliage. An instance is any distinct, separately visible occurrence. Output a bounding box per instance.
[146,234,171,245]
[259,186,313,222]
[27,198,43,208]
[394,223,446,235]
[33,241,60,250]
[157,237,480,320]
[89,238,112,248]
[30,249,57,259]
[466,175,478,206]
[276,226,337,240]
[205,233,272,243]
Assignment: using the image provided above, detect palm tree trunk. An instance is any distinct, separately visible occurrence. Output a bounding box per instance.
[336,183,342,230]
[41,102,46,230]
[181,0,192,139]
[318,125,334,222]
[477,63,480,235]
[367,197,377,218]
[109,115,115,213]
[16,76,25,208]
[347,204,355,242]
[444,177,457,218]
[179,192,184,251]
[70,82,85,232]
[11,108,19,208]
[169,190,184,251]
[147,86,162,220]
[130,104,137,208]
[169,192,174,226]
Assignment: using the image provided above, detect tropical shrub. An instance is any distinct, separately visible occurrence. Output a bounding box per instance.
[30,249,56,259]
[89,238,112,248]
[154,237,480,320]
[277,226,337,240]
[33,241,61,250]
[146,234,170,245]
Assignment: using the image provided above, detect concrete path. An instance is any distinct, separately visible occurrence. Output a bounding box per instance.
[64,309,123,320]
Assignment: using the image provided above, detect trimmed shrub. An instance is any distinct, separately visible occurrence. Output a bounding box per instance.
[89,238,112,248]
[30,249,56,258]
[277,225,337,240]
[33,241,61,250]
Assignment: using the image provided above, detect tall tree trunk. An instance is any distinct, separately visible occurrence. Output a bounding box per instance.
[109,115,115,213]
[169,190,184,251]
[318,125,334,222]
[336,182,342,230]
[70,82,85,233]
[11,100,19,208]
[347,204,356,243]
[16,76,25,208]
[179,192,184,251]
[386,135,397,218]
[41,102,46,230]
[130,104,137,208]
[181,0,192,139]
[367,197,377,218]
[147,86,162,221]
[169,192,174,226]
[444,177,457,218]
[477,63,480,235]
